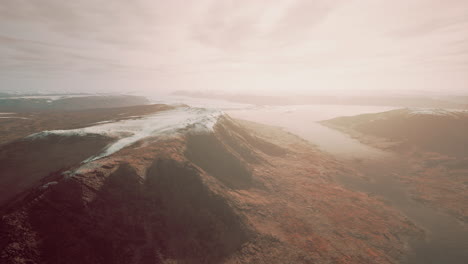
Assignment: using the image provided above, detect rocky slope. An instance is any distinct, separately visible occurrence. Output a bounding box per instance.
[0,106,419,264]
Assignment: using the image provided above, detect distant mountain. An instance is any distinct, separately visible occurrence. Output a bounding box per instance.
[322,108,468,157]
[0,95,150,112]
[322,108,468,222]
[173,90,468,109]
[0,92,13,98]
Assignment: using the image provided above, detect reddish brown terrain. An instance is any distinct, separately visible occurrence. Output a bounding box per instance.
[0,103,174,145]
[0,105,420,264]
[400,151,468,222]
[0,95,149,112]
[322,108,468,222]
[0,104,175,206]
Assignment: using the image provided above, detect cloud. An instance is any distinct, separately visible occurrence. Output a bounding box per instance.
[191,0,342,51]
[267,0,342,42]
[0,0,468,94]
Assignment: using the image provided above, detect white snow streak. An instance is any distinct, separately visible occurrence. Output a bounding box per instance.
[28,107,222,161]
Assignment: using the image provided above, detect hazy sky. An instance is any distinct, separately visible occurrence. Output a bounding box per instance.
[1,0,467,95]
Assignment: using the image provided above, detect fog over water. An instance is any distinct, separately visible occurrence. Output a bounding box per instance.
[148,95,398,158]
[229,104,397,158]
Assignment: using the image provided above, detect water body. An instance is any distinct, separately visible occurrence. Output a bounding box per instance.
[229,104,396,159]
[342,157,468,264]
[228,104,468,264]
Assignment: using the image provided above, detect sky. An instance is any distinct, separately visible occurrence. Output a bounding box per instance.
[0,0,468,96]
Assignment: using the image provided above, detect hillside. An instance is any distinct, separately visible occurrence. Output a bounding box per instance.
[0,95,149,112]
[322,108,468,222]
[0,106,418,264]
[0,104,174,145]
[322,108,468,156]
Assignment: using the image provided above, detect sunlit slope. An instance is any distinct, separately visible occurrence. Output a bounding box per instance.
[322,108,468,157]
[322,108,468,222]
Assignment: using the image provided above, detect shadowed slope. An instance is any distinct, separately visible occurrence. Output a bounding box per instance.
[0,134,113,205]
[1,114,419,264]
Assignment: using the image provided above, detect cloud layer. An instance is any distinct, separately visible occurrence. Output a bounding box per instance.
[1,0,467,95]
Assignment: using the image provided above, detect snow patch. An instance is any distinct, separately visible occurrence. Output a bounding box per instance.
[0,117,30,119]
[0,112,29,119]
[407,108,468,118]
[27,107,223,162]
[40,181,58,190]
